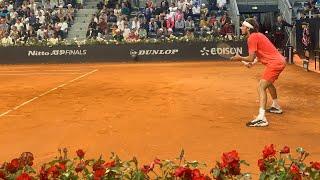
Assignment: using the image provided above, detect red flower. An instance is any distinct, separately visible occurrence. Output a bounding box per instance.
[310,161,320,170]
[191,169,211,180]
[104,160,116,168]
[262,144,276,159]
[39,166,48,180]
[193,176,211,180]
[220,150,241,175]
[93,168,106,179]
[154,158,161,165]
[290,164,300,174]
[6,158,20,173]
[280,146,290,154]
[258,159,266,172]
[57,162,66,171]
[20,152,34,167]
[16,173,32,180]
[0,171,6,179]
[76,149,85,159]
[141,165,153,174]
[221,150,240,168]
[47,166,59,178]
[75,162,85,173]
[174,167,192,178]
[92,162,104,171]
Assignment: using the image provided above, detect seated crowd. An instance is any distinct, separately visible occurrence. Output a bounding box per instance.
[86,0,235,42]
[293,0,320,19]
[0,0,76,45]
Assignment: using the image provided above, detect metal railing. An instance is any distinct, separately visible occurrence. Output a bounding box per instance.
[229,0,241,37]
[236,0,278,5]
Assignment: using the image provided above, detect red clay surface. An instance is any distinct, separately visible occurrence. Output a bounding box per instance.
[0,61,319,176]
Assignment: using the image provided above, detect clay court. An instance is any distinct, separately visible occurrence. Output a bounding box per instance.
[0,61,319,175]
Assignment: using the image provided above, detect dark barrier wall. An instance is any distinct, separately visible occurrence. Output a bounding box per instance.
[0,41,248,64]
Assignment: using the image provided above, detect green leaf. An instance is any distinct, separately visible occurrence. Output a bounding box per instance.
[179,149,185,161]
[211,168,220,178]
[296,147,305,154]
[132,171,146,180]
[240,160,250,166]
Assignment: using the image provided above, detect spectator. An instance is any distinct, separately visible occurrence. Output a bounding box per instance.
[199,16,210,32]
[175,17,185,32]
[200,3,208,17]
[156,28,166,39]
[97,0,104,10]
[301,22,311,63]
[273,15,293,52]
[36,25,46,40]
[160,0,169,12]
[220,19,233,37]
[123,23,130,39]
[185,16,195,31]
[174,9,184,21]
[148,17,158,35]
[177,0,187,13]
[66,4,74,24]
[126,28,138,42]
[184,29,194,39]
[26,25,37,40]
[138,26,147,39]
[114,4,121,17]
[130,16,140,30]
[98,16,107,33]
[9,25,20,42]
[165,16,175,30]
[1,32,13,45]
[47,25,55,38]
[113,28,123,41]
[192,3,201,20]
[107,11,117,24]
[121,2,130,16]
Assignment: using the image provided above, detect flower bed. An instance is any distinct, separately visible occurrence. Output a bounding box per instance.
[0,145,319,180]
[0,36,244,47]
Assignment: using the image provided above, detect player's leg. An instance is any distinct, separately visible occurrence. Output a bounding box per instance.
[258,79,270,117]
[246,79,270,127]
[266,84,283,114]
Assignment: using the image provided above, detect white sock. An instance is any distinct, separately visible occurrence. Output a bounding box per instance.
[272,99,280,109]
[257,108,266,120]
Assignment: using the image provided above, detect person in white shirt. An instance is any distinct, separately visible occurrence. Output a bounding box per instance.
[9,9,16,20]
[60,19,68,33]
[27,0,37,12]
[14,19,25,31]
[177,0,187,13]
[130,17,140,30]
[7,2,14,11]
[123,23,131,39]
[117,16,126,31]
[35,6,45,17]
[37,12,46,24]
[168,3,177,18]
[217,0,226,9]
[37,26,46,40]
[114,4,122,17]
[192,2,200,19]
[1,33,13,46]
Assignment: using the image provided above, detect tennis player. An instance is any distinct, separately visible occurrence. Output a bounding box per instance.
[231,18,286,127]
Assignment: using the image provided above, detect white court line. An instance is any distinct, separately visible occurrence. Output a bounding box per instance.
[0,73,83,76]
[0,69,98,118]
[0,110,12,117]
